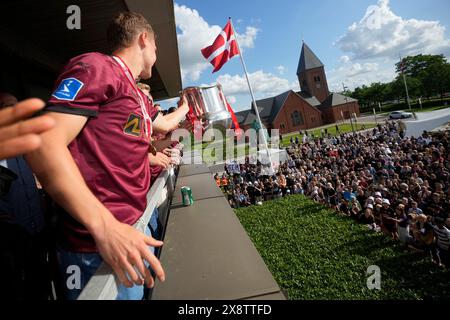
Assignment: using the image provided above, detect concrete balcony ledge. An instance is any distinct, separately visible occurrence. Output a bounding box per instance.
[152,163,285,300]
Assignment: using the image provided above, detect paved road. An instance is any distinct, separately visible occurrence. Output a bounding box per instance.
[357,113,388,123]
[361,109,450,137]
[403,108,450,137]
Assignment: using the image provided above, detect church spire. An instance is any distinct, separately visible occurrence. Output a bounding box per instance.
[297,42,325,76]
[297,42,329,102]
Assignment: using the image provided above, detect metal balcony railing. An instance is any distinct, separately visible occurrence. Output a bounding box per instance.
[77,167,177,300]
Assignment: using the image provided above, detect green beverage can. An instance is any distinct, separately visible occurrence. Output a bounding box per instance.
[181,186,194,206]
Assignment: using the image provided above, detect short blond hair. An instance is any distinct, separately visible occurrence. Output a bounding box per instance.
[107,12,154,52]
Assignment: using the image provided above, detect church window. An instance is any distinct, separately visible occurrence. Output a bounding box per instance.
[314,75,321,88]
[291,111,304,126]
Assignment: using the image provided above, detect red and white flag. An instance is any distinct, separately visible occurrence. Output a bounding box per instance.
[201,20,240,73]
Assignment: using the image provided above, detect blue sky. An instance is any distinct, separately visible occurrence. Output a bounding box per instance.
[159,0,450,111]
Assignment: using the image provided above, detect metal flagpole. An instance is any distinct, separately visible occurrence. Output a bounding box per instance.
[400,55,412,111]
[229,17,274,174]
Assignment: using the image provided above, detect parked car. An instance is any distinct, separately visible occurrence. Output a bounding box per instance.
[389,111,413,119]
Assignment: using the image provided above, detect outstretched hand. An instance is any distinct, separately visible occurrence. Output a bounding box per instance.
[0,98,55,159]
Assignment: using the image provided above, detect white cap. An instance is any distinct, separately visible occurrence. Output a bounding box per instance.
[367,204,374,209]
[375,192,382,198]
[382,199,391,205]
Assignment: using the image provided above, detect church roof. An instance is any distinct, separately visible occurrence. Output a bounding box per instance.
[295,91,322,107]
[235,109,251,123]
[297,42,325,75]
[238,90,324,126]
[320,93,358,108]
[240,96,275,126]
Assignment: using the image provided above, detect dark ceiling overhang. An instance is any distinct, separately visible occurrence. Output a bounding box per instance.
[0,0,181,100]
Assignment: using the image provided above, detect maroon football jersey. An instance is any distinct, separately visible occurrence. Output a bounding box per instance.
[47,52,159,252]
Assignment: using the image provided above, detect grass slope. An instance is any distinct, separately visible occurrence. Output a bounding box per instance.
[235,195,450,300]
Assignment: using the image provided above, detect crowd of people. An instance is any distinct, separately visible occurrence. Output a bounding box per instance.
[217,121,450,268]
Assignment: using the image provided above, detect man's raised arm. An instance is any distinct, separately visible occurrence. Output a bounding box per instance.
[152,96,189,134]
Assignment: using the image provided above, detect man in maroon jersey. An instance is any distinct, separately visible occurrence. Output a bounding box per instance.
[26,12,186,300]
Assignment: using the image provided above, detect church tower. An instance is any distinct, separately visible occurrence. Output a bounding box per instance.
[297,42,330,103]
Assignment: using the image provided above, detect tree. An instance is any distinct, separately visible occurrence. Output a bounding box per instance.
[421,62,450,100]
[390,76,422,104]
[347,53,450,109]
[395,54,447,78]
[396,54,449,99]
[366,82,386,105]
[381,82,395,102]
[350,85,369,108]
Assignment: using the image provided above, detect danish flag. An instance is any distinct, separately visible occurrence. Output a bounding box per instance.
[201,20,240,73]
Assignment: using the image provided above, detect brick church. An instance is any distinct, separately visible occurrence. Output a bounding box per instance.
[235,42,360,134]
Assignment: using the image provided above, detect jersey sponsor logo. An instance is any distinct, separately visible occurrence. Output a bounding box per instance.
[123,113,142,137]
[52,77,84,101]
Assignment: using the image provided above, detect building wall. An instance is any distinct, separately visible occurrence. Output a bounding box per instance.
[322,101,360,124]
[272,92,323,134]
[238,96,360,134]
[298,67,330,103]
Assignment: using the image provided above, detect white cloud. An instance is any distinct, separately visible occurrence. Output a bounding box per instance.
[335,0,450,60]
[276,65,287,75]
[236,27,259,49]
[157,97,179,110]
[339,55,350,63]
[174,4,259,82]
[214,70,297,99]
[327,62,395,92]
[346,62,379,77]
[329,0,450,91]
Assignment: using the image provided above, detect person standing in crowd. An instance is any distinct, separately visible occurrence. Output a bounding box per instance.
[26,12,190,300]
[137,82,189,135]
[395,204,410,245]
[433,217,450,268]
[408,201,423,216]
[214,174,221,188]
[221,174,229,192]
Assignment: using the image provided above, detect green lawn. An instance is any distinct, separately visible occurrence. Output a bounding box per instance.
[235,195,449,300]
[280,123,376,147]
